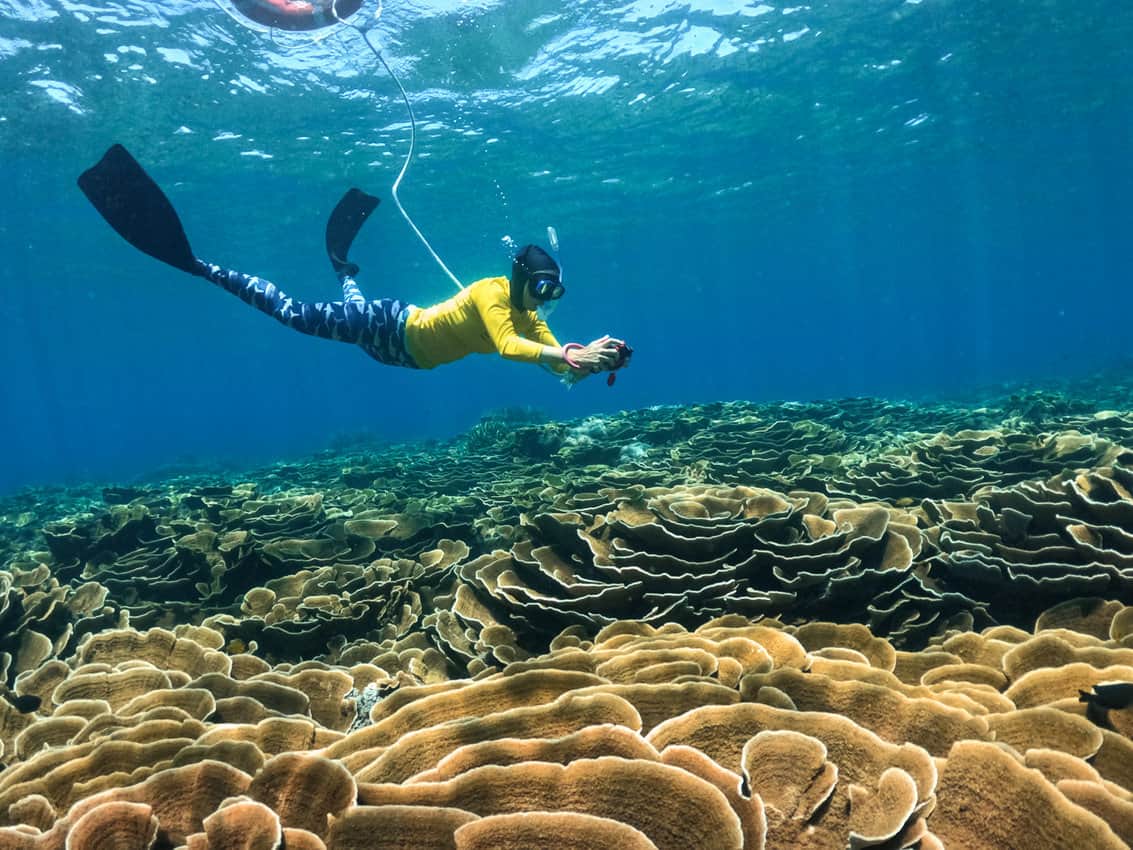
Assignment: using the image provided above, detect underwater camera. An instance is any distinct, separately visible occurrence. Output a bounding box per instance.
[608,341,633,386]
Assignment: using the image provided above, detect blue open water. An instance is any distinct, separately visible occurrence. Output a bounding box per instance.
[1,0,1131,493]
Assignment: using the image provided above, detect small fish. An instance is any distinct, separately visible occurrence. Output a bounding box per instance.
[1,689,41,714]
[1079,681,1133,710]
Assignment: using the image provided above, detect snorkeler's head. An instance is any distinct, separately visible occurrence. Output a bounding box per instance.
[510,244,564,310]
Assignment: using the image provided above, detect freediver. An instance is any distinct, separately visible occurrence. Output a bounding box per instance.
[77,144,631,382]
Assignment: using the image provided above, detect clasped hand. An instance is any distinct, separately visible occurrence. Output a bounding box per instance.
[568,335,626,375]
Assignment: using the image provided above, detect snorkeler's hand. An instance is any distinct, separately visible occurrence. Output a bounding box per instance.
[571,336,624,373]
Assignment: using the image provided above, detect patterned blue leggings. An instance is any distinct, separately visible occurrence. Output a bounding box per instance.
[197,261,418,368]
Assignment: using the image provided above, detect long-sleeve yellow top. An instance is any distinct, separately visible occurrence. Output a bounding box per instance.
[403,276,563,370]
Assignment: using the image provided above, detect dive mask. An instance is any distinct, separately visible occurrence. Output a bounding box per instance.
[531,276,565,302]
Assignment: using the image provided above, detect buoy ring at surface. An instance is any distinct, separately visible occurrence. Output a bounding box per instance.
[229,0,364,31]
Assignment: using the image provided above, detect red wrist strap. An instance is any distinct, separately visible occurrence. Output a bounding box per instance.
[562,343,584,369]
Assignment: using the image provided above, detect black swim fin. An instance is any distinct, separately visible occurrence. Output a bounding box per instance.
[326,188,380,277]
[77,144,200,275]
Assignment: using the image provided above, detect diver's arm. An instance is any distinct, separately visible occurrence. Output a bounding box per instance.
[473,286,554,364]
[530,314,560,347]
[537,344,574,373]
[529,317,572,374]
[471,285,617,375]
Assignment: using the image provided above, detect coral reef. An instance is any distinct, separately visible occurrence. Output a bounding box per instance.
[1,380,1132,847]
[0,612,1130,848]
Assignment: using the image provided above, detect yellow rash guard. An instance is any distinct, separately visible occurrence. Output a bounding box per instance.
[404,276,564,370]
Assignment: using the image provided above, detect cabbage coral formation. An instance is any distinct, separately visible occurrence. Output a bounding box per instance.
[0,387,1132,847]
[0,610,1131,848]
